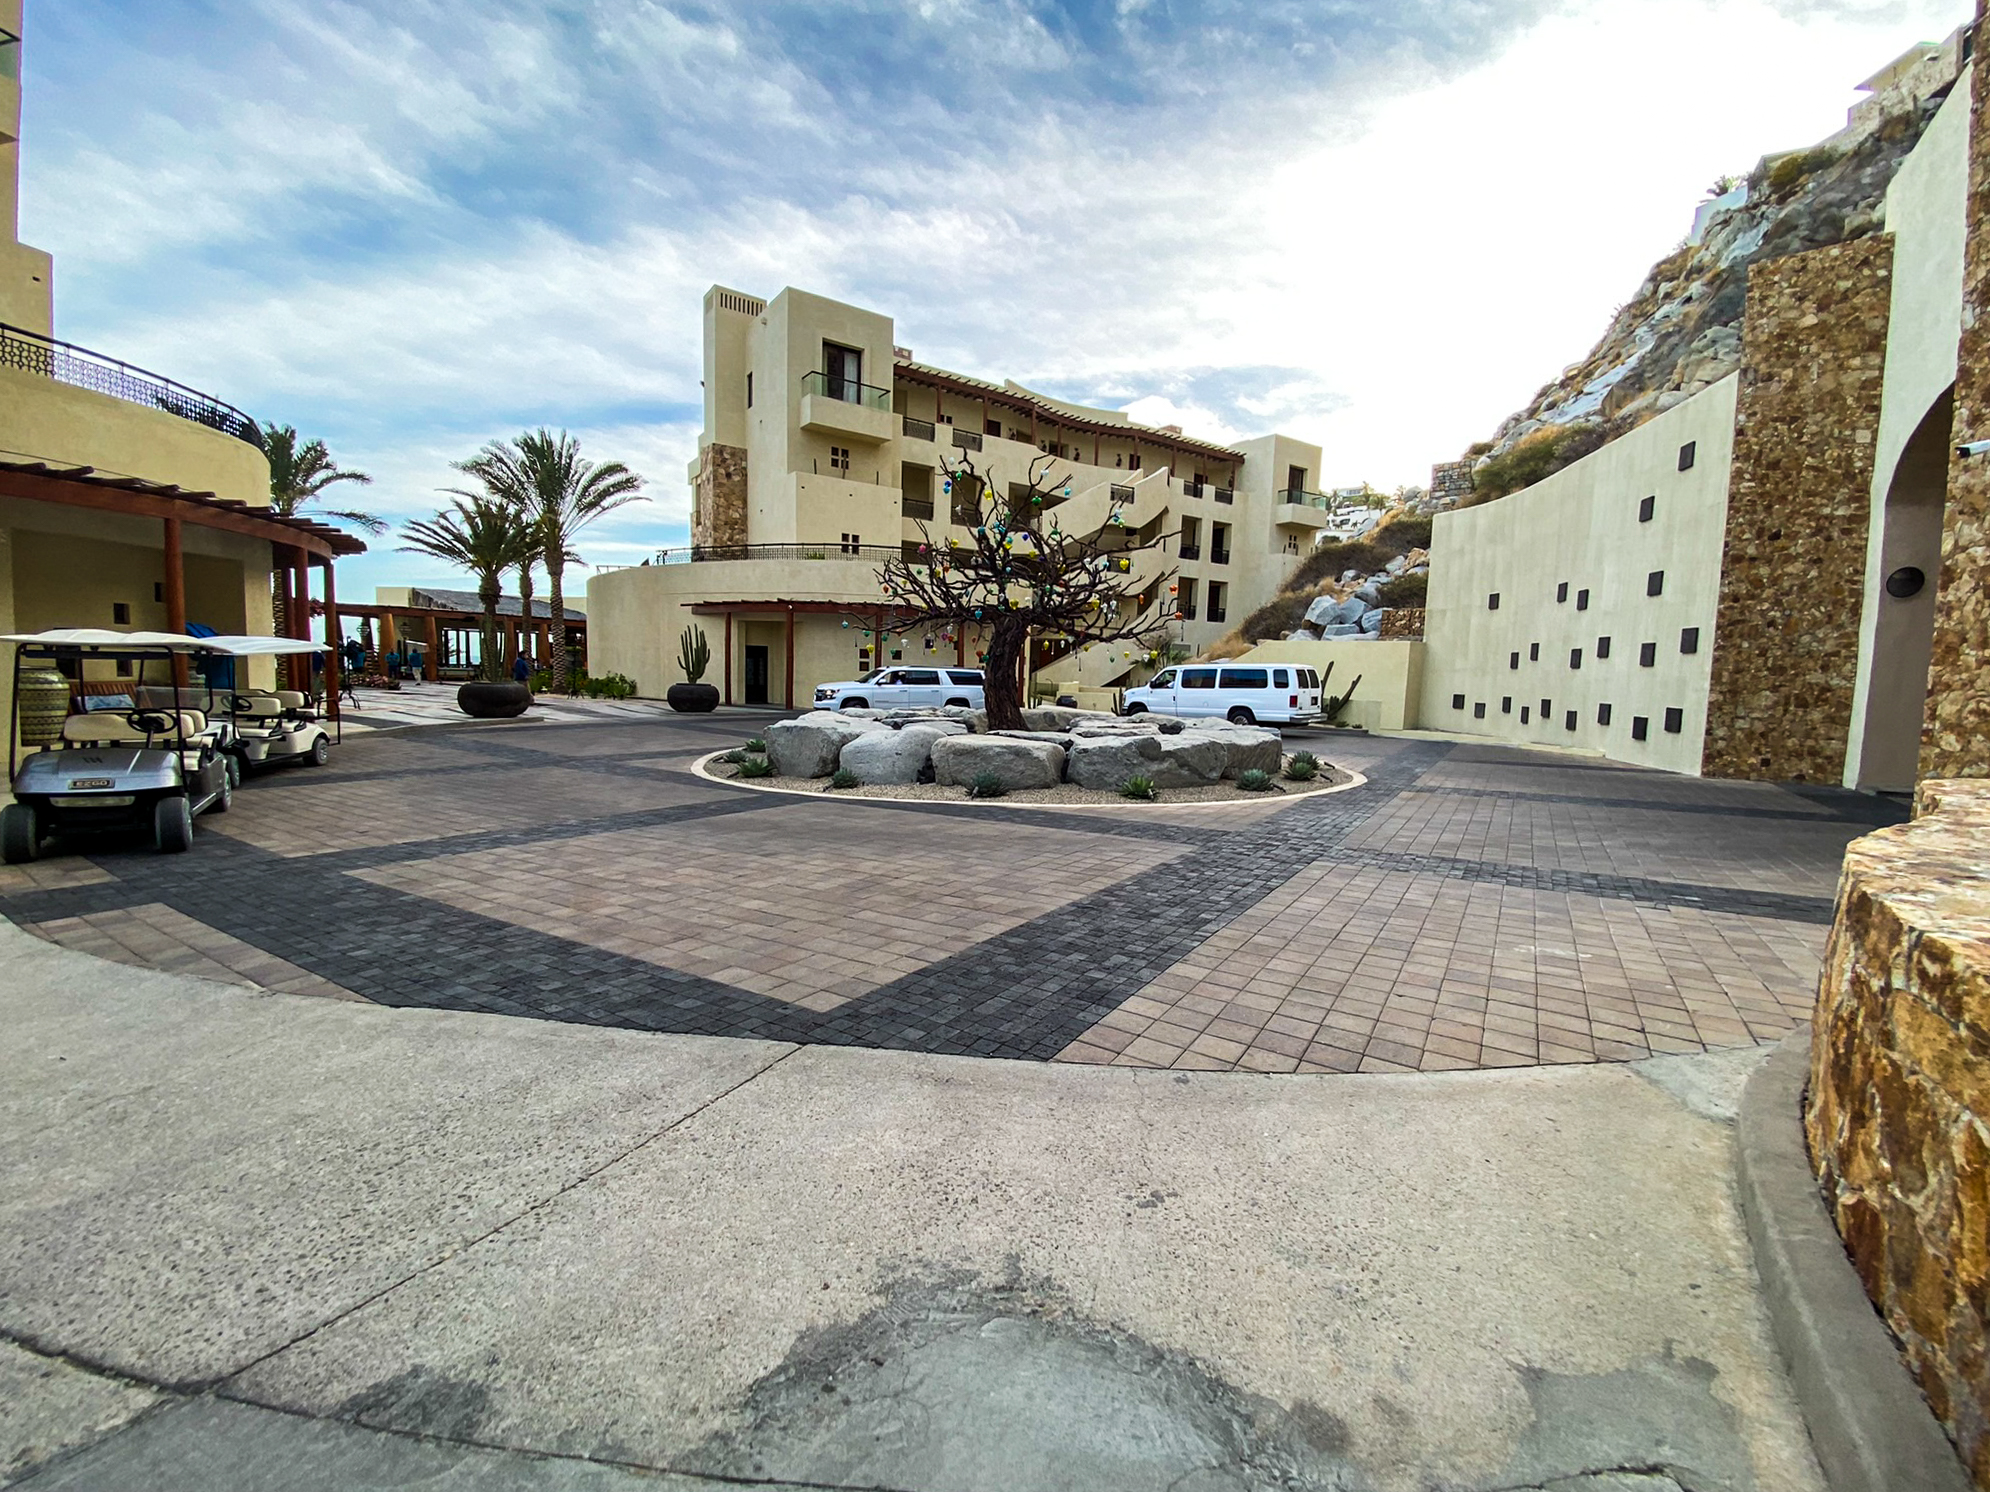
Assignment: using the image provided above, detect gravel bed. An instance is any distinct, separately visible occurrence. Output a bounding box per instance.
[700,756,1353,806]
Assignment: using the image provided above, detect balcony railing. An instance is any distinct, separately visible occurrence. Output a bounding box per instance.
[1181,479,1204,498]
[902,496,935,520]
[801,370,891,411]
[902,416,936,443]
[0,321,258,445]
[1179,601,1198,620]
[1213,487,1234,505]
[651,542,908,564]
[1211,548,1231,566]
[1177,542,1201,561]
[951,427,983,451]
[1277,488,1334,507]
[1207,605,1227,623]
[1110,484,1135,503]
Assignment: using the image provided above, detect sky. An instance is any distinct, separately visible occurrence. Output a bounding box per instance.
[16,0,1973,599]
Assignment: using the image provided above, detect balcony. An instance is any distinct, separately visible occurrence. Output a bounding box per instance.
[1211,547,1231,566]
[799,370,894,444]
[1213,487,1234,505]
[649,542,906,564]
[902,496,935,520]
[1207,605,1226,624]
[1177,542,1201,561]
[0,321,258,444]
[951,427,983,451]
[1181,479,1204,499]
[1178,601,1198,621]
[901,416,936,443]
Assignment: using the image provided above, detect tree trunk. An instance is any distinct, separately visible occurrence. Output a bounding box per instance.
[982,617,1028,730]
[517,563,535,676]
[479,577,503,683]
[546,550,570,694]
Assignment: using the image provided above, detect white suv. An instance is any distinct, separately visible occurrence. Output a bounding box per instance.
[1122,662,1322,725]
[813,667,986,711]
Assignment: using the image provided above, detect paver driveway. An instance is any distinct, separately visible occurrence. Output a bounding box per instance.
[0,712,1897,1074]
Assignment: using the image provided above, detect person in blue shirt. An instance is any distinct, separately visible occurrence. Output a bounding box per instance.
[512,652,532,686]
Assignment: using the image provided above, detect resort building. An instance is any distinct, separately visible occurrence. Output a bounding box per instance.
[588,286,1349,705]
[0,0,360,747]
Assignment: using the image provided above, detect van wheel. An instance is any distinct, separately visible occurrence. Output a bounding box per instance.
[1,804,39,864]
[154,796,194,854]
[841,697,868,710]
[1227,707,1256,725]
[308,735,330,766]
[1124,703,1147,715]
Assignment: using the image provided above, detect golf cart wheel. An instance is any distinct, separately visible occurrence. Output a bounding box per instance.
[1,804,39,864]
[1226,706,1256,726]
[307,734,330,767]
[209,773,232,814]
[154,796,194,854]
[225,755,242,788]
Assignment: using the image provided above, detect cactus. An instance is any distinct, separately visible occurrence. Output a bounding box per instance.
[678,624,712,684]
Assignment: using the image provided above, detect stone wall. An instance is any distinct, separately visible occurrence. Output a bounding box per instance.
[1378,607,1425,640]
[1702,237,1894,781]
[1924,11,1990,781]
[1429,460,1475,507]
[693,443,748,549]
[1807,777,1990,1488]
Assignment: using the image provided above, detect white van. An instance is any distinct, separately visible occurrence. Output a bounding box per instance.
[1122,662,1323,726]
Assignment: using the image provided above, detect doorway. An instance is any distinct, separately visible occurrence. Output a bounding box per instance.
[744,645,770,705]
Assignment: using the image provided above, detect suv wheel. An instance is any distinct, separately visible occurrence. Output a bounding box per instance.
[945,697,970,708]
[1,804,39,864]
[1227,706,1256,725]
[840,697,868,710]
[154,796,194,854]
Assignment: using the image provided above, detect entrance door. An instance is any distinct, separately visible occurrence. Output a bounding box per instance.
[744,645,770,705]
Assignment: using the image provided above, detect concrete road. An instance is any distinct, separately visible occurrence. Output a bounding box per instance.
[0,919,1822,1492]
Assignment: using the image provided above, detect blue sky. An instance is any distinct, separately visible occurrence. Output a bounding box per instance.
[17,0,1971,598]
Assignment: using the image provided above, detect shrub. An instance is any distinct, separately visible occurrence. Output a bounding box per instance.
[743,737,767,753]
[1287,538,1389,593]
[1240,593,1309,642]
[1374,572,1427,609]
[1763,145,1840,198]
[738,756,775,778]
[722,749,747,765]
[1236,768,1273,792]
[829,766,860,790]
[1284,751,1319,781]
[582,671,638,700]
[1376,515,1432,553]
[1119,775,1158,801]
[1472,428,1571,500]
[967,770,1008,799]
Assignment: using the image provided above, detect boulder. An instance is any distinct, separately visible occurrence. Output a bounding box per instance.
[1303,595,1338,628]
[1183,723,1282,777]
[1067,731,1231,790]
[1352,581,1382,607]
[1319,623,1362,638]
[1069,719,1163,737]
[1285,627,1321,642]
[838,722,961,785]
[765,711,887,778]
[1358,608,1384,634]
[993,729,1076,748]
[931,734,1066,791]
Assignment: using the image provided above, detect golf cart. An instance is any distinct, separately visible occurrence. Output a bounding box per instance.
[209,636,338,773]
[1,630,330,863]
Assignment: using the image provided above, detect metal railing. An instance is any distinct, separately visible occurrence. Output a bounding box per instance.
[1177,542,1201,561]
[902,417,936,442]
[0,322,258,445]
[1277,488,1334,508]
[651,542,908,564]
[1213,487,1234,504]
[1110,484,1135,503]
[1207,606,1227,623]
[902,496,935,520]
[800,370,891,411]
[1179,602,1198,620]
[1211,548,1231,566]
[951,427,983,451]
[1181,479,1204,498]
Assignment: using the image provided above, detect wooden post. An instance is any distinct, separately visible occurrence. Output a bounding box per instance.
[425,614,440,681]
[285,548,308,691]
[273,550,295,688]
[503,616,518,671]
[535,620,548,668]
[320,558,341,723]
[723,612,733,705]
[162,516,188,687]
[784,604,796,709]
[381,612,398,677]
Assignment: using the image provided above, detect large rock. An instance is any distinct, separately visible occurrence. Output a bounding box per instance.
[1306,594,1368,629]
[1285,627,1321,642]
[1319,623,1362,638]
[993,730,1075,748]
[1184,723,1282,777]
[765,711,887,778]
[1067,731,1231,790]
[838,722,962,785]
[1358,608,1384,634]
[931,734,1065,791]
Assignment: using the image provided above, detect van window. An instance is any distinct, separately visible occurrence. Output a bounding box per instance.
[1219,668,1268,690]
[1299,668,1317,689]
[1149,669,1177,689]
[946,669,984,684]
[1272,668,1289,688]
[1181,668,1218,690]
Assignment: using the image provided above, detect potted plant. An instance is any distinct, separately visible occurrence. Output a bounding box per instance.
[668,625,720,713]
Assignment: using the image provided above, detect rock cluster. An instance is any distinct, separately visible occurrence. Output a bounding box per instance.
[756,709,1291,793]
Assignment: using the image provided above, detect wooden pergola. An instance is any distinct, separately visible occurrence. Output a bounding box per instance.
[334,601,586,682]
[0,460,367,717]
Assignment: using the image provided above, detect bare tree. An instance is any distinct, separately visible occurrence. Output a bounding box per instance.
[871,452,1177,730]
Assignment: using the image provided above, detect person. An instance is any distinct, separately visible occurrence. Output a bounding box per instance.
[512,652,532,686]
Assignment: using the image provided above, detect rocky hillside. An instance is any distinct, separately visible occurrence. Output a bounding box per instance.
[1200,512,1432,659]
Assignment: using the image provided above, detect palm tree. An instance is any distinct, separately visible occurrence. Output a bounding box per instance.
[454,429,644,692]
[251,423,382,533]
[398,497,538,683]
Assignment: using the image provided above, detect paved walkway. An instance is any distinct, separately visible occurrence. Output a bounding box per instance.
[0,713,1892,1075]
[0,921,1823,1490]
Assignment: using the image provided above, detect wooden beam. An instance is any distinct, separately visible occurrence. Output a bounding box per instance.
[320,557,341,724]
[0,468,355,558]
[424,614,440,681]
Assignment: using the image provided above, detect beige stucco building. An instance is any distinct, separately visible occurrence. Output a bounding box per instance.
[589,285,1338,705]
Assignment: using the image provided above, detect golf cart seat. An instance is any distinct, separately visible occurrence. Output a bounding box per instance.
[61,710,207,746]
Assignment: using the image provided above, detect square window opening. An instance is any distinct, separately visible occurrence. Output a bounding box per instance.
[1664,707,1684,734]
[1647,570,1665,597]
[1632,716,1649,741]
[1638,494,1655,522]
[1597,702,1613,726]
[1680,626,1700,655]
[1639,641,1657,667]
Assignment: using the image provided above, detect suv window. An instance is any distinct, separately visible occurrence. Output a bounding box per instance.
[1272,668,1289,688]
[946,670,984,684]
[1149,669,1177,689]
[902,669,942,684]
[1181,668,1218,690]
[1219,668,1268,690]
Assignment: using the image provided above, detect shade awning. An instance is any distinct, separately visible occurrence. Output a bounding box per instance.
[2,629,328,655]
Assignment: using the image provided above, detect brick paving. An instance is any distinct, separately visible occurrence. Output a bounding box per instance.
[0,715,1896,1072]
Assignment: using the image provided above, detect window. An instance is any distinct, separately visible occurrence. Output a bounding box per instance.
[112,602,130,625]
[1521,706,1531,724]
[1509,652,1520,670]
[1569,648,1582,670]
[1219,668,1268,690]
[1501,696,1512,714]
[115,658,132,678]
[947,669,984,684]
[1452,693,1466,711]
[1182,668,1218,690]
[830,445,851,474]
[1529,643,1540,662]
[1149,669,1177,689]
[823,341,863,402]
[1596,636,1612,660]
[1576,588,1589,611]
[1210,523,1231,565]
[1639,495,1655,523]
[1647,570,1665,597]
[950,473,985,526]
[1664,707,1684,734]
[903,669,942,684]
[839,532,862,553]
[1207,582,1227,624]
[1678,441,1696,471]
[1473,701,1487,719]
[1556,581,1569,603]
[1299,668,1319,688]
[1287,464,1308,493]
[985,418,1002,437]
[1680,626,1700,655]
[1639,641,1656,667]
[1273,668,1290,688]
[1597,703,1613,726]
[1564,710,1577,732]
[746,371,753,408]
[1488,592,1501,610]
[1632,716,1650,741]
[1540,698,1552,719]
[1178,577,1198,619]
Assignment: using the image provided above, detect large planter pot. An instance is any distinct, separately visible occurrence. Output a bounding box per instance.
[457,681,532,719]
[16,668,71,746]
[667,682,721,713]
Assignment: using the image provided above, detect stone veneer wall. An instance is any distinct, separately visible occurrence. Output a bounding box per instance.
[692,443,748,549]
[1702,237,1895,781]
[1428,460,1475,506]
[1378,608,1425,640]
[1807,778,1990,1487]
[1924,7,1990,780]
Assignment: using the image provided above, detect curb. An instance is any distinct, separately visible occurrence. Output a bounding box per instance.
[1736,1032,1970,1492]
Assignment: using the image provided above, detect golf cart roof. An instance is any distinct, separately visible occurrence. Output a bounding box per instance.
[1,630,327,655]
